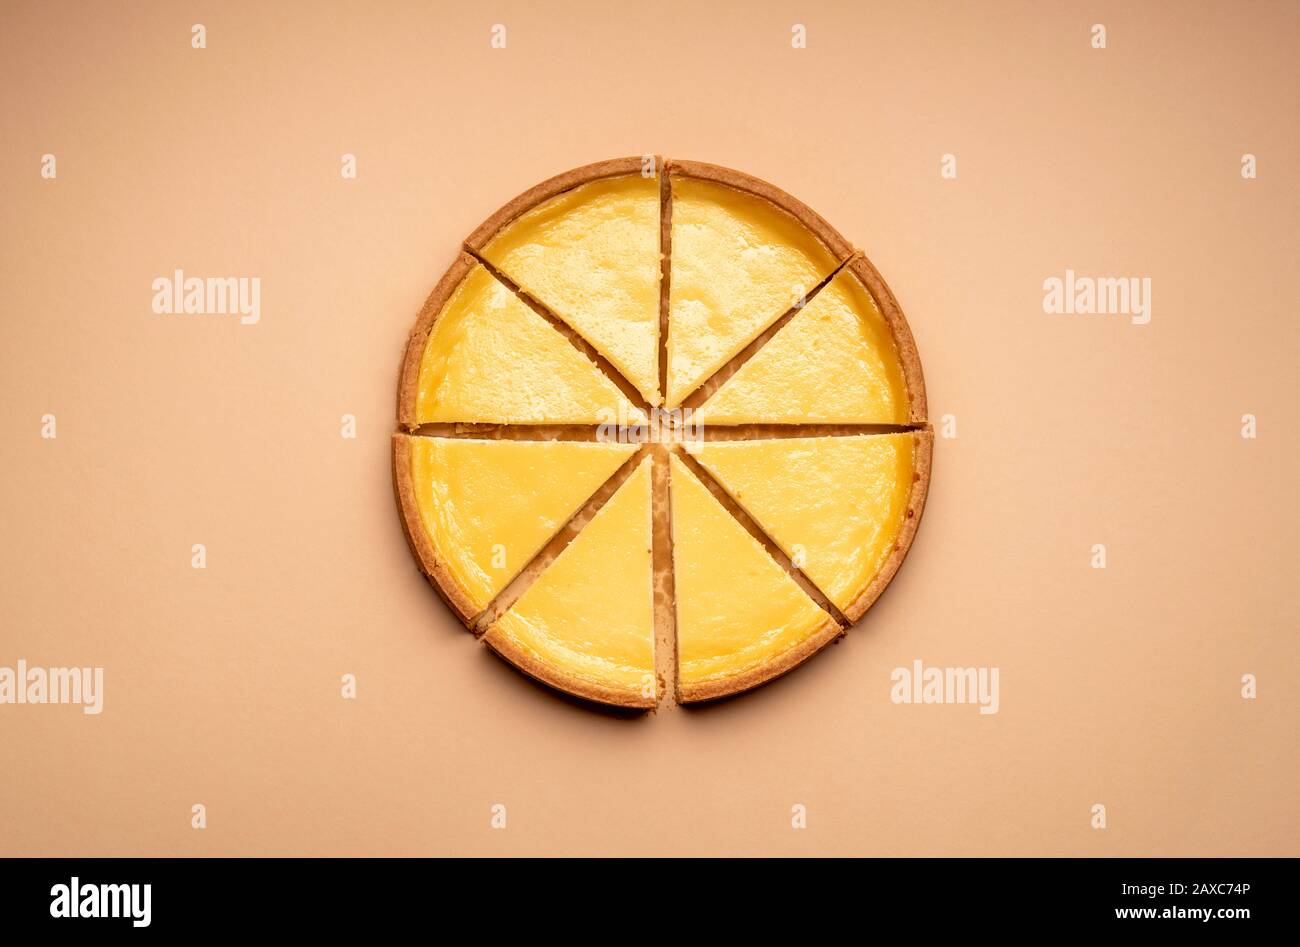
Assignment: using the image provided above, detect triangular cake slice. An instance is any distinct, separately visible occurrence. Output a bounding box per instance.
[665,172,847,408]
[474,172,662,406]
[669,453,839,702]
[394,436,637,621]
[687,433,929,620]
[484,458,656,708]
[400,256,646,427]
[698,264,920,425]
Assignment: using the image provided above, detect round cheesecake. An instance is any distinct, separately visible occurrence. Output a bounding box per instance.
[393,157,930,709]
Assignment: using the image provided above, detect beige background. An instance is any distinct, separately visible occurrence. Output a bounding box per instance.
[1,0,1296,856]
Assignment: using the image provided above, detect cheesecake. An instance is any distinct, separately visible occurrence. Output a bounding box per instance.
[467,158,662,406]
[688,432,932,620]
[392,157,931,709]
[697,257,927,425]
[669,453,841,702]
[399,254,647,427]
[393,435,636,621]
[484,457,656,708]
[664,160,855,408]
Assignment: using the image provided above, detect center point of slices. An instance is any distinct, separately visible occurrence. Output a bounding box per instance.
[595,405,704,446]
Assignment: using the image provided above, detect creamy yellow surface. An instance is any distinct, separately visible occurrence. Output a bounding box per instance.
[481,175,662,405]
[665,176,842,408]
[487,459,655,700]
[688,435,913,612]
[408,437,636,612]
[699,269,910,425]
[416,264,645,425]
[669,453,832,690]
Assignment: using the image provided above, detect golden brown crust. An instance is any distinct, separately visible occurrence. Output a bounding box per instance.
[677,617,844,704]
[464,156,658,253]
[840,428,934,623]
[390,433,483,626]
[481,625,656,710]
[692,423,920,440]
[657,168,673,406]
[846,255,928,423]
[665,158,857,264]
[405,423,606,441]
[396,252,478,432]
[649,448,677,706]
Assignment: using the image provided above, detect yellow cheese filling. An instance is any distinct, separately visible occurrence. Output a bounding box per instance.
[688,434,914,612]
[699,268,910,425]
[669,453,832,691]
[486,458,655,702]
[665,176,842,407]
[415,264,645,425]
[407,437,636,612]
[481,175,662,405]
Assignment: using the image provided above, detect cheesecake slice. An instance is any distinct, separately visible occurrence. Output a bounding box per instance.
[471,164,662,406]
[484,457,656,708]
[664,163,852,408]
[687,432,931,620]
[669,453,839,702]
[698,260,926,425]
[399,255,647,427]
[393,436,637,621]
